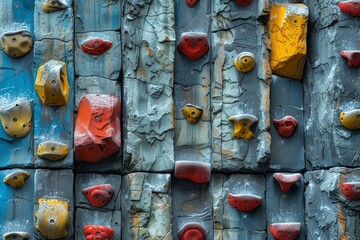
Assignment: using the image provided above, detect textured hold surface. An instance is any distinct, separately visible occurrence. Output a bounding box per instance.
[269,4,308,80]
[0,98,32,138]
[340,109,360,130]
[340,50,360,67]
[122,173,172,239]
[1,30,33,58]
[3,170,30,189]
[304,168,360,239]
[3,232,29,240]
[228,114,258,139]
[273,173,302,192]
[35,60,69,106]
[338,1,360,16]
[37,141,68,161]
[75,94,121,162]
[35,198,69,239]
[234,52,256,73]
[174,161,211,183]
[273,116,298,138]
[83,225,114,240]
[41,0,68,13]
[269,222,301,240]
[177,32,209,60]
[178,222,207,240]
[81,184,115,208]
[227,193,262,212]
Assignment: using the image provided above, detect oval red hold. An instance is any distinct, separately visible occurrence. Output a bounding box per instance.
[270,222,301,240]
[273,116,298,138]
[338,1,360,16]
[342,182,360,200]
[177,32,209,60]
[174,161,211,183]
[340,50,360,67]
[84,225,114,240]
[273,173,302,192]
[81,37,113,55]
[186,0,198,7]
[82,184,115,208]
[178,222,207,240]
[234,0,253,6]
[227,193,262,212]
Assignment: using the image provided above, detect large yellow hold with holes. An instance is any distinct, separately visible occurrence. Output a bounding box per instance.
[268,4,308,80]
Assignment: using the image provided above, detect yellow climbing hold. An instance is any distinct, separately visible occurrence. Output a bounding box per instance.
[3,170,30,189]
[234,52,256,73]
[37,141,69,161]
[340,109,360,130]
[181,104,204,124]
[228,114,258,139]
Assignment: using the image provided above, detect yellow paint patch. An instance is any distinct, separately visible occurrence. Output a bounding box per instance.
[268,4,308,80]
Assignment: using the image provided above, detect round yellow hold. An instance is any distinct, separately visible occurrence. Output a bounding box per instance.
[340,109,360,130]
[234,52,256,73]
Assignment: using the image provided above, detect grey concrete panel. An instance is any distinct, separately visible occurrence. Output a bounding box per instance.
[266,173,305,240]
[75,31,121,80]
[122,0,175,173]
[74,0,121,32]
[172,178,213,240]
[270,76,304,171]
[0,169,35,239]
[34,169,74,239]
[215,229,267,240]
[303,0,360,169]
[212,174,266,233]
[121,172,172,239]
[75,173,121,211]
[211,0,271,172]
[75,208,121,240]
[305,167,360,239]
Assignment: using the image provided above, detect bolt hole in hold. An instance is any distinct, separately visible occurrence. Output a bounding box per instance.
[49,219,55,224]
[13,118,17,122]
[12,38,16,42]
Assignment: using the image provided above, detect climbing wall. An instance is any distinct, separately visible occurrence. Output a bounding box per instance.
[0,0,359,239]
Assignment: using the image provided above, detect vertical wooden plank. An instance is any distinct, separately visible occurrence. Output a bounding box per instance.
[33,0,74,169]
[122,0,175,173]
[211,0,271,172]
[0,1,34,168]
[34,169,74,239]
[0,169,34,239]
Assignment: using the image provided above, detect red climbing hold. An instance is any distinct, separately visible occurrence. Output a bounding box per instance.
[273,116,298,138]
[234,0,253,6]
[269,222,301,240]
[84,225,115,240]
[177,32,209,60]
[342,182,360,200]
[178,222,207,240]
[338,1,360,16]
[174,161,211,183]
[273,173,302,192]
[186,0,198,7]
[81,37,112,55]
[75,94,121,162]
[227,193,262,212]
[82,184,115,208]
[340,50,360,67]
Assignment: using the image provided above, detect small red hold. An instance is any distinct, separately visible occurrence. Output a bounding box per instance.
[273,173,302,192]
[84,225,114,240]
[75,94,121,162]
[338,1,360,16]
[227,193,262,212]
[178,222,207,240]
[177,32,209,60]
[340,50,360,67]
[342,182,360,200]
[234,0,253,6]
[81,37,112,55]
[82,184,115,208]
[174,161,211,183]
[273,116,298,138]
[186,0,198,7]
[270,222,301,240]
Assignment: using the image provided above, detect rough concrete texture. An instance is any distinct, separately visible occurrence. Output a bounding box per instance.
[0,169,35,239]
[303,0,360,169]
[211,0,271,172]
[74,0,121,32]
[172,178,212,240]
[34,0,73,41]
[122,0,175,173]
[75,208,121,239]
[266,173,305,240]
[33,39,74,169]
[305,167,360,240]
[75,31,121,80]
[270,76,304,171]
[34,169,74,239]
[75,173,121,211]
[122,172,172,239]
[212,174,266,238]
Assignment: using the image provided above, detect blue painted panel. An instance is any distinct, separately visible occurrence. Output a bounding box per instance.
[0,169,35,238]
